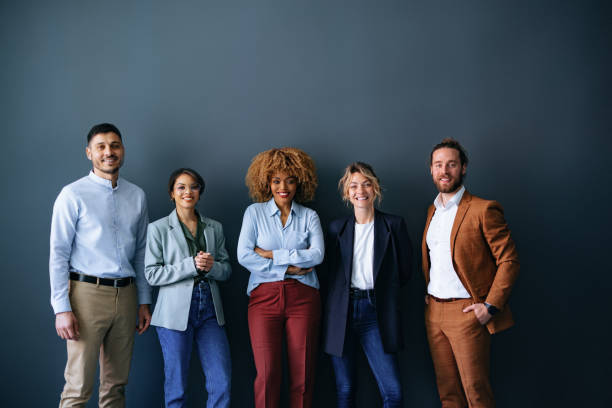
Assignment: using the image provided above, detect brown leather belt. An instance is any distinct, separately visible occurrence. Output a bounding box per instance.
[70,272,134,288]
[428,294,469,303]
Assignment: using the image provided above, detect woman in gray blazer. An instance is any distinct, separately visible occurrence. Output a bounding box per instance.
[145,168,231,408]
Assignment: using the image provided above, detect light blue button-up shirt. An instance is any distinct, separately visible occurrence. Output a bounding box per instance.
[49,171,152,314]
[237,198,324,295]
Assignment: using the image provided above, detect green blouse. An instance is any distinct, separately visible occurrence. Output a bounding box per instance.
[178,213,207,283]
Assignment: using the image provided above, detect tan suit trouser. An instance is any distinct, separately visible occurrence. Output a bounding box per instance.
[59,280,137,408]
[425,298,494,408]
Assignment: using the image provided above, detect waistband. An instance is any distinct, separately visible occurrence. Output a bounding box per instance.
[69,272,134,288]
[350,288,375,299]
[428,294,470,303]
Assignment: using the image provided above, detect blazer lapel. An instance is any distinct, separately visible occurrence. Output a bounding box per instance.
[372,211,390,283]
[338,217,355,285]
[200,214,214,255]
[450,191,472,264]
[169,210,191,257]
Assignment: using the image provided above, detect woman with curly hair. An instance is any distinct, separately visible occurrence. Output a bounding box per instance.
[237,147,324,408]
[322,162,413,407]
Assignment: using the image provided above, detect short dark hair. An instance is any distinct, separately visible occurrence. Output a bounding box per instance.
[430,138,469,166]
[168,168,206,199]
[87,123,122,144]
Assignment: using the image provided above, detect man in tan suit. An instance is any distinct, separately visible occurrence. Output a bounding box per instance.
[422,138,519,408]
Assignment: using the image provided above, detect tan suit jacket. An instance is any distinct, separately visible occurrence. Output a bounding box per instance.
[422,191,519,334]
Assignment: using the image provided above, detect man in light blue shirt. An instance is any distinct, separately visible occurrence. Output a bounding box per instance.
[49,123,152,407]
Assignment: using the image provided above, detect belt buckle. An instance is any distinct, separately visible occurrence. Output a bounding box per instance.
[113,279,119,288]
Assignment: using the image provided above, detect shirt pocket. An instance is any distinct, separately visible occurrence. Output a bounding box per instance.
[285,231,309,249]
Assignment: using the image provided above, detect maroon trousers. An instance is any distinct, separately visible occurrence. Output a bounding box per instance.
[248,280,321,408]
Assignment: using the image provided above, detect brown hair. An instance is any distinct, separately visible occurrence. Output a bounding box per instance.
[245,147,318,203]
[429,138,469,166]
[338,162,382,206]
[168,168,205,200]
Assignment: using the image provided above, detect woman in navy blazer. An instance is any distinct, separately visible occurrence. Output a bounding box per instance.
[322,162,413,408]
[145,168,232,408]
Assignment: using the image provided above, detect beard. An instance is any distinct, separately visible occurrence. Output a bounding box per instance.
[96,156,123,174]
[434,172,464,194]
[100,167,120,174]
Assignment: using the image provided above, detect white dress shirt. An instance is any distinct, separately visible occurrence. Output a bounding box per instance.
[426,186,471,299]
[351,221,375,290]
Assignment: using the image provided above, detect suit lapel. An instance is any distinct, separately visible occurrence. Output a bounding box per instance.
[449,191,474,296]
[201,214,214,255]
[372,211,390,283]
[450,191,472,263]
[169,210,191,257]
[338,217,355,285]
[422,205,435,282]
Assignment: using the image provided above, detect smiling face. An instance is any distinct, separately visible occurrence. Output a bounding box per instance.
[171,173,202,211]
[430,147,466,194]
[269,171,297,207]
[86,132,124,178]
[347,171,375,211]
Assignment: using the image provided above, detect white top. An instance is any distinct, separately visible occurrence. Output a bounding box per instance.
[351,221,375,290]
[426,186,471,299]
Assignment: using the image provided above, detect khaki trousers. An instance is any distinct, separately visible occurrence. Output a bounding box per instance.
[59,280,137,408]
[425,297,494,408]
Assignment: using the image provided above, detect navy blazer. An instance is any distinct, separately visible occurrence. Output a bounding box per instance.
[322,210,413,356]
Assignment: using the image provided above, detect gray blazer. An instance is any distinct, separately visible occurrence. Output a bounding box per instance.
[145,209,231,330]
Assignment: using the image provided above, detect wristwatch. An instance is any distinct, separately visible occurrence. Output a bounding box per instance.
[484,302,499,316]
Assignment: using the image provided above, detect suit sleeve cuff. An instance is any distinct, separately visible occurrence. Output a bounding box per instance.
[484,297,503,310]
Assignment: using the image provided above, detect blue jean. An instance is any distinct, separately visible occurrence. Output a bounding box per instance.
[156,281,231,408]
[330,294,402,408]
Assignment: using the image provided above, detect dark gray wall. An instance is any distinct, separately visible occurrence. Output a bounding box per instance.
[1,0,610,406]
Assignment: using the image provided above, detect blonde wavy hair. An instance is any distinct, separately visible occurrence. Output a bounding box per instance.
[338,162,382,206]
[245,147,318,203]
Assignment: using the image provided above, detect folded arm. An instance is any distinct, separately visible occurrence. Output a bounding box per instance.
[272,212,325,268]
[237,207,288,281]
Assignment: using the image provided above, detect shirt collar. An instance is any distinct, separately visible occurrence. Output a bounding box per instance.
[266,197,302,218]
[194,209,206,228]
[433,185,465,210]
[88,170,120,190]
[179,212,204,242]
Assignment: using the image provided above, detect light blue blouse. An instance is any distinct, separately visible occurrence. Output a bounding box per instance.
[237,198,324,295]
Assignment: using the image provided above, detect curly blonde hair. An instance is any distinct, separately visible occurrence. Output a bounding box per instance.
[245,147,318,203]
